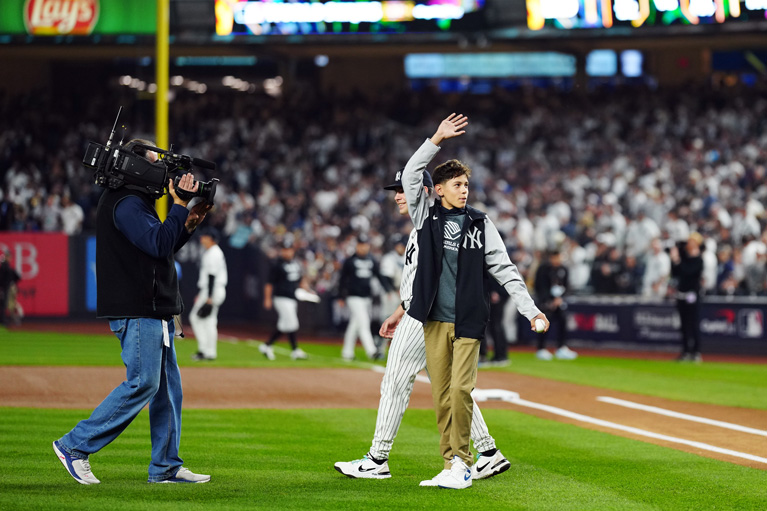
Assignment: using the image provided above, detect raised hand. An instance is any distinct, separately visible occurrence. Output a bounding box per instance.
[430,113,468,146]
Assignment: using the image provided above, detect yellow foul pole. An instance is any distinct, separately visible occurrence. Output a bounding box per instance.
[155,0,170,219]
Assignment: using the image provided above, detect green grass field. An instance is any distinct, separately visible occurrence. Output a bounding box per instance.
[1,328,766,510]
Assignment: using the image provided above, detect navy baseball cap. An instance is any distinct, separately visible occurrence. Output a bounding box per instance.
[383,168,433,191]
[198,227,220,242]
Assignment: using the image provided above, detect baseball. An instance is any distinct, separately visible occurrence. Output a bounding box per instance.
[534,318,546,333]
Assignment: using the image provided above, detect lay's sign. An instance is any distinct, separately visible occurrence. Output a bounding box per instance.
[24,0,99,35]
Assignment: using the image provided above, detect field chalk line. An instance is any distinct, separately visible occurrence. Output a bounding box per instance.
[396,366,767,465]
[596,396,767,437]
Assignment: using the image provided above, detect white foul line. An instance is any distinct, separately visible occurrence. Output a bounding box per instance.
[511,397,767,465]
[596,396,767,437]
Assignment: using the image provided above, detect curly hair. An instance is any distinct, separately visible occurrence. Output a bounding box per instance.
[432,159,472,185]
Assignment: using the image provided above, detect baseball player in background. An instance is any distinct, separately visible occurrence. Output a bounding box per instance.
[334,169,511,482]
[190,227,228,361]
[260,241,310,361]
[338,235,393,361]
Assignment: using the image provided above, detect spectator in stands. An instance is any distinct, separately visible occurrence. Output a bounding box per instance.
[642,238,671,298]
[59,194,84,236]
[743,250,767,296]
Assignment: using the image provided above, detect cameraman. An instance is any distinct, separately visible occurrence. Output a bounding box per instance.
[53,140,213,484]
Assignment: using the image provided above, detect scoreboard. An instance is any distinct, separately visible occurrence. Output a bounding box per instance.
[214,0,488,36]
[527,0,767,30]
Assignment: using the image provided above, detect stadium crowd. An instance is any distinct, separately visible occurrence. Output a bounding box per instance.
[1,81,767,299]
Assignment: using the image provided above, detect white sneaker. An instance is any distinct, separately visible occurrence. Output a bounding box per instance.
[419,469,450,487]
[291,348,308,360]
[555,346,578,360]
[438,456,472,489]
[473,450,511,480]
[53,441,100,485]
[334,454,391,479]
[536,349,553,361]
[151,467,210,483]
[259,344,276,361]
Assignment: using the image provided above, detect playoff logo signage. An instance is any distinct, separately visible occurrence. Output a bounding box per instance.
[24,0,99,35]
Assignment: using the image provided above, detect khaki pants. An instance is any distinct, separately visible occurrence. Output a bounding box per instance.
[424,320,480,468]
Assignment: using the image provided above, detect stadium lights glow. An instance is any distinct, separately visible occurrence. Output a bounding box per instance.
[540,0,580,19]
[222,75,257,93]
[232,1,465,25]
[315,55,329,67]
[148,83,158,93]
[170,75,184,86]
[119,75,132,86]
[653,0,679,11]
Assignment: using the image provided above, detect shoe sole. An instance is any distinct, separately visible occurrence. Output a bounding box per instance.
[474,460,511,480]
[52,441,97,485]
[150,478,210,483]
[334,465,391,479]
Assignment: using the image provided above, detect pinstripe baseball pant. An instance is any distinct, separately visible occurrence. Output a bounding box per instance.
[369,312,496,460]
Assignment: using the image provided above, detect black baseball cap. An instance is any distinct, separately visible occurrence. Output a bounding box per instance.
[383,168,433,191]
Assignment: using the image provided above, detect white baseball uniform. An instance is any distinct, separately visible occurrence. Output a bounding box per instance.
[368,228,496,460]
[189,243,228,359]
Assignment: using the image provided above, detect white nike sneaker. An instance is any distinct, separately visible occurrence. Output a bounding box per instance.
[555,346,578,360]
[259,344,276,361]
[438,456,472,489]
[536,349,553,361]
[291,348,308,360]
[419,469,450,487]
[473,450,511,480]
[334,454,391,479]
[150,467,210,483]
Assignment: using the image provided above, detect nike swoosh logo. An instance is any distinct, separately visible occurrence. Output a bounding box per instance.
[358,466,378,472]
[476,461,492,472]
[464,470,471,481]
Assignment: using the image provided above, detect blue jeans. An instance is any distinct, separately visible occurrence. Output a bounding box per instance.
[58,318,184,481]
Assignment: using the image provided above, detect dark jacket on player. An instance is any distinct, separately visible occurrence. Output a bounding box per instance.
[269,257,302,298]
[534,262,568,311]
[339,254,390,298]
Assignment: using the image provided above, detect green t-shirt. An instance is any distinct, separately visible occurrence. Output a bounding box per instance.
[429,208,466,323]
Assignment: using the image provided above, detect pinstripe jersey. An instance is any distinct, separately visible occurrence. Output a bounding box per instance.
[399,228,419,310]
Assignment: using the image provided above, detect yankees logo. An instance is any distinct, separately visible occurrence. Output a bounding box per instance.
[395,171,402,181]
[462,226,483,250]
[444,221,462,241]
[405,244,416,265]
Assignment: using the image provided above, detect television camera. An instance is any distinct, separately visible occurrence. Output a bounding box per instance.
[83,107,218,203]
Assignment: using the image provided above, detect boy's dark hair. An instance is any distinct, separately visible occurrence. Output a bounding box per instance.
[432,159,471,185]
